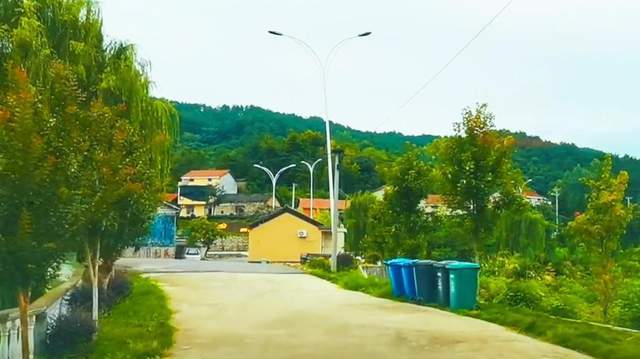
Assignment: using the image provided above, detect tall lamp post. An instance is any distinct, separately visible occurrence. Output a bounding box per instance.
[268,30,371,272]
[301,159,322,219]
[253,164,296,210]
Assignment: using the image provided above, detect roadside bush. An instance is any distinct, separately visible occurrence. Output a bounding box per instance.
[108,271,132,301]
[307,257,331,272]
[337,253,357,271]
[46,310,96,358]
[500,280,546,310]
[364,252,381,264]
[612,279,640,330]
[543,294,584,319]
[336,270,392,299]
[66,271,132,312]
[479,276,508,304]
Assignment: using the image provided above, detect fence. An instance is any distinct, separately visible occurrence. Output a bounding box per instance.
[360,265,388,280]
[0,270,81,358]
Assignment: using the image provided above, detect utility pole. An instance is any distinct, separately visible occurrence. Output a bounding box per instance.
[552,187,560,232]
[331,151,342,272]
[626,196,632,207]
[301,159,322,219]
[253,164,296,210]
[291,183,296,208]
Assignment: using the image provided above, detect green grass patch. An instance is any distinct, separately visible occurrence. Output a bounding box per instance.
[91,274,174,358]
[304,267,393,299]
[462,304,640,359]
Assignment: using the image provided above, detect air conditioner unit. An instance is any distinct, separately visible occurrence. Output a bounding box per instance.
[297,230,308,238]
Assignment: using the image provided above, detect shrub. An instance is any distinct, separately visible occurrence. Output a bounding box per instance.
[337,253,357,271]
[479,276,508,304]
[306,257,331,272]
[500,280,546,310]
[46,310,96,358]
[108,271,132,302]
[336,270,392,299]
[364,252,381,264]
[543,294,585,319]
[67,272,132,312]
[612,279,640,330]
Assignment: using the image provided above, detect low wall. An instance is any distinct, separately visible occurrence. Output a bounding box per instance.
[361,265,388,280]
[209,235,248,252]
[121,247,176,259]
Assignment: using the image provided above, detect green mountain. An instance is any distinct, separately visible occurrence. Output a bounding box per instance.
[172,102,640,216]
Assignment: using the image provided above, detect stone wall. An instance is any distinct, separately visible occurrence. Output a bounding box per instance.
[121,246,176,259]
[209,235,248,252]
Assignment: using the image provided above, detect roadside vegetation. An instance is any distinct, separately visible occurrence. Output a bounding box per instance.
[91,274,174,358]
[304,258,640,359]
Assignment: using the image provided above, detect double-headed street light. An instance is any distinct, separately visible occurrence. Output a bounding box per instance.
[253,164,296,210]
[269,30,372,272]
[301,159,322,219]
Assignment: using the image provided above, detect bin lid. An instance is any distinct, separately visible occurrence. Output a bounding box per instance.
[384,258,411,265]
[398,259,417,266]
[434,260,458,267]
[414,260,436,266]
[446,261,480,270]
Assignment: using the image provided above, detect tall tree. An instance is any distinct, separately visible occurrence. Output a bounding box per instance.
[343,192,378,255]
[568,155,634,321]
[430,104,519,260]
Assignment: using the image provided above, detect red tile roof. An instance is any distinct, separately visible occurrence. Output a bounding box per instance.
[164,193,178,202]
[523,190,542,198]
[298,198,350,210]
[425,194,444,206]
[181,169,230,178]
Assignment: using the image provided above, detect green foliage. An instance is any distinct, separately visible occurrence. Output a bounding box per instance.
[306,257,330,272]
[500,280,546,310]
[186,217,226,253]
[46,310,96,358]
[91,274,174,358]
[612,279,640,330]
[465,304,640,359]
[303,267,392,300]
[336,253,357,271]
[344,192,378,255]
[430,104,521,259]
[364,252,382,264]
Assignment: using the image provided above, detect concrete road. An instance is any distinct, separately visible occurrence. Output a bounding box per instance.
[148,272,589,359]
[116,258,302,274]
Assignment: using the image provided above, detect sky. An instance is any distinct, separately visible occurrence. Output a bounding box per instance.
[99,0,640,158]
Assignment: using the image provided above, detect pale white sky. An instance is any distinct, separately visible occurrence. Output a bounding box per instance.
[100,0,640,157]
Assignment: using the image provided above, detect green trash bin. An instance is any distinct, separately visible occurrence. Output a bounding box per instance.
[414,260,437,304]
[447,262,481,310]
[434,260,457,307]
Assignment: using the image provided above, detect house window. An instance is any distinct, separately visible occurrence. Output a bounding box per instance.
[186,205,194,215]
[189,179,194,182]
[235,206,245,215]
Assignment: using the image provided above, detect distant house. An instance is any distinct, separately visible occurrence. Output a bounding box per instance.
[179,169,238,194]
[420,194,446,213]
[372,185,387,200]
[248,207,345,263]
[177,169,238,218]
[214,193,279,217]
[298,198,350,218]
[523,190,549,206]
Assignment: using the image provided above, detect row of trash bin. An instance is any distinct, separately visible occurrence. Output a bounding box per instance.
[384,259,480,310]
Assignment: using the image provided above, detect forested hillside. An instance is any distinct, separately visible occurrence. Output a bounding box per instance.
[171,102,640,218]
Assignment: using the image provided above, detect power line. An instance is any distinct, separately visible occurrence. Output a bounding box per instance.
[374,0,516,131]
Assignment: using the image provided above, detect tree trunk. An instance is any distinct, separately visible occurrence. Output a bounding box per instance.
[85,240,101,327]
[17,290,30,359]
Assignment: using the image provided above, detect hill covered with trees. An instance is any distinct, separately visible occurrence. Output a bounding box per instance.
[171,102,640,218]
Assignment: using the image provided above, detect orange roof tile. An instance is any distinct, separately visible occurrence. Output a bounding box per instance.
[164,193,178,202]
[523,190,542,198]
[181,169,230,178]
[298,198,350,210]
[425,194,444,206]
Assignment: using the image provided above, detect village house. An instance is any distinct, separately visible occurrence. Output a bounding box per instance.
[298,198,350,218]
[523,190,549,206]
[177,169,238,218]
[248,207,345,263]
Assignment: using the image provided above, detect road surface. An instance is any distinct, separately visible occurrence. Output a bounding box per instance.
[131,261,588,359]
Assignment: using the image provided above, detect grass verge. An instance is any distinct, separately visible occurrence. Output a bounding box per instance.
[462,304,640,359]
[91,274,174,358]
[304,266,640,359]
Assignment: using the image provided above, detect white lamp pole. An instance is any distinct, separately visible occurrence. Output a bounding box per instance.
[253,164,296,210]
[301,159,322,218]
[269,30,371,272]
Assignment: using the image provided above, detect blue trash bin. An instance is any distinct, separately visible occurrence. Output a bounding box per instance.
[400,259,418,300]
[384,259,407,298]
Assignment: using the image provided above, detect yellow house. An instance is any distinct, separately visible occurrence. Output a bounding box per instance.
[248,207,335,263]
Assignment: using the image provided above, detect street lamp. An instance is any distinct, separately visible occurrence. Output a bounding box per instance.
[253,164,296,210]
[519,179,533,194]
[301,159,323,219]
[268,30,371,272]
